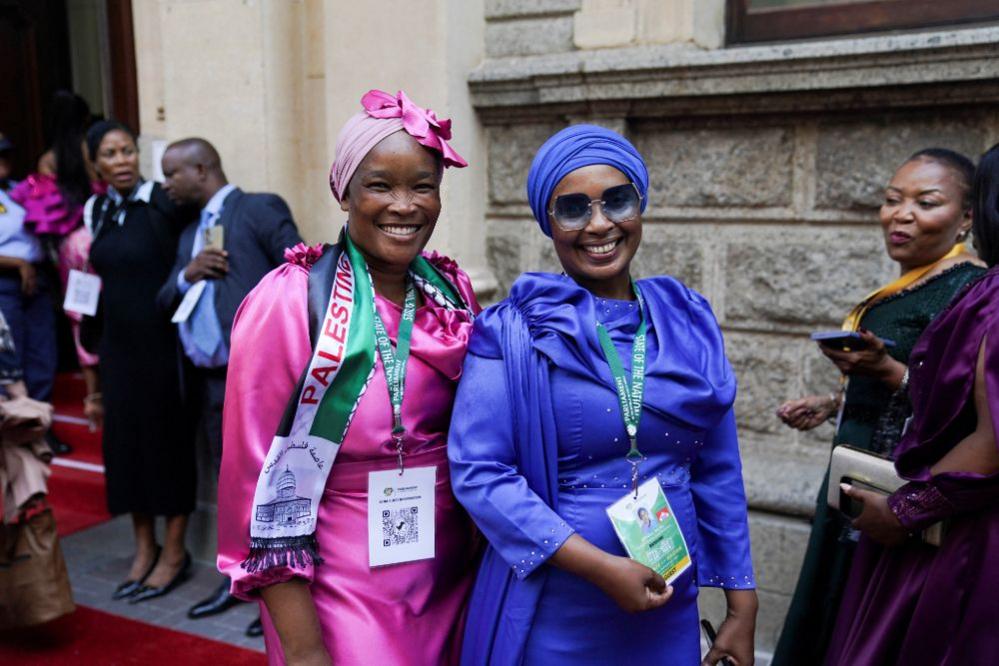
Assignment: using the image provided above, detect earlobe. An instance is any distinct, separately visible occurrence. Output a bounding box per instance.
[339,196,350,213]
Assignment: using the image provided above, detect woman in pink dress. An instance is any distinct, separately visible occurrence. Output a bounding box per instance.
[217,90,480,665]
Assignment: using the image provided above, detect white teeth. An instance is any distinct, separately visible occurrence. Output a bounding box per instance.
[585,240,619,255]
[381,225,419,237]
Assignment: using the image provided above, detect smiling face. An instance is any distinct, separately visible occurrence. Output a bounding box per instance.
[341,131,442,273]
[94,130,140,194]
[549,164,642,299]
[880,158,972,272]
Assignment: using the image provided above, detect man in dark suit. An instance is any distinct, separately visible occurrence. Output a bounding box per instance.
[158,138,302,634]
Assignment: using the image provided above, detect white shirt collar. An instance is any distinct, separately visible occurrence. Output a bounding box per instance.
[203,184,237,219]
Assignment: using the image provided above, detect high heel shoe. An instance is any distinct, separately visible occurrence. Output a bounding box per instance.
[129,551,192,604]
[112,545,162,600]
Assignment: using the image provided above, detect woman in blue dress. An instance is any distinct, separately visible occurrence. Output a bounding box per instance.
[448,125,757,665]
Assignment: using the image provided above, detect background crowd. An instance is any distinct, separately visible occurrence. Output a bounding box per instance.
[2,84,999,666]
[0,90,302,638]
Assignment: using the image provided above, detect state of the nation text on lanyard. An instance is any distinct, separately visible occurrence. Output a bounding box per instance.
[595,282,648,500]
[367,279,436,568]
[598,284,694,584]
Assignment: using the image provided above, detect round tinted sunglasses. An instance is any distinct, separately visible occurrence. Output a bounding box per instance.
[548,182,643,231]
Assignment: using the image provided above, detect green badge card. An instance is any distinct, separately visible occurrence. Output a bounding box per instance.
[606,478,692,584]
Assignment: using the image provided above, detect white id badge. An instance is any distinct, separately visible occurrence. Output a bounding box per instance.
[171,280,207,324]
[367,466,436,567]
[63,269,101,316]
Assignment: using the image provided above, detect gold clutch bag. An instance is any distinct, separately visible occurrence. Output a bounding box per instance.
[827,444,943,546]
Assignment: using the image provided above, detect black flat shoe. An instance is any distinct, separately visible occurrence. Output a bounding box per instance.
[188,578,242,619]
[245,616,263,638]
[128,552,191,604]
[112,545,162,600]
[46,430,72,456]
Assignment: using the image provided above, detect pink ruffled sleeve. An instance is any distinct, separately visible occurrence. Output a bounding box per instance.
[217,251,316,599]
[9,174,83,237]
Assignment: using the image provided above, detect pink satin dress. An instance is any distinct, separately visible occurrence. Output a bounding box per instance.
[217,244,480,665]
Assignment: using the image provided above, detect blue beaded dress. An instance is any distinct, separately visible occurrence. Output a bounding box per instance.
[449,272,755,665]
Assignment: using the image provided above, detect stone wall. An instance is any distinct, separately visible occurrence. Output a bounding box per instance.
[473,2,999,655]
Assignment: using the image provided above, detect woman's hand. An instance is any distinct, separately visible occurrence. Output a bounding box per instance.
[550,533,672,613]
[776,395,836,431]
[702,589,758,666]
[819,330,906,389]
[842,483,908,546]
[592,555,674,614]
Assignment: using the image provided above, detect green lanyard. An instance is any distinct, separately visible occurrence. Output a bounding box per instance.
[595,285,648,498]
[372,279,417,473]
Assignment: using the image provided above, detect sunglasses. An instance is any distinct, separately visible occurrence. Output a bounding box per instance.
[548,183,643,231]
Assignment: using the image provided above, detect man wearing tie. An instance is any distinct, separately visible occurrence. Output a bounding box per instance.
[158,138,302,635]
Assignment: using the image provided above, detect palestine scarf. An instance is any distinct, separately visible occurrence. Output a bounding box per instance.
[242,232,471,573]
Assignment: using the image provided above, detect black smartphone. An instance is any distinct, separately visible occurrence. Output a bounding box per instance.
[810,330,896,351]
[700,619,736,666]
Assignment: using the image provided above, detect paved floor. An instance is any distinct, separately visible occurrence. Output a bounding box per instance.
[61,516,773,663]
[61,514,265,653]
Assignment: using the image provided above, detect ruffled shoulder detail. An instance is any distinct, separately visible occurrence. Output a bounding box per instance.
[637,275,720,330]
[467,300,526,360]
[422,249,481,314]
[283,242,325,269]
[502,271,735,431]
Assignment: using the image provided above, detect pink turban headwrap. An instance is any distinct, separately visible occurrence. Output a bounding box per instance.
[329,89,468,202]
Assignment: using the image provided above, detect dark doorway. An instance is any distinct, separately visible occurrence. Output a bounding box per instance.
[0,0,73,178]
[0,0,138,179]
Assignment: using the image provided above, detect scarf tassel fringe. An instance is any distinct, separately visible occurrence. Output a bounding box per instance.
[241,535,323,574]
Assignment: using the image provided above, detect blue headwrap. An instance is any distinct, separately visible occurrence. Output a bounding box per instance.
[526,124,649,237]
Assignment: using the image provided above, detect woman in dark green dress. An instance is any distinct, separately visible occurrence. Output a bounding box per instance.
[772,148,985,665]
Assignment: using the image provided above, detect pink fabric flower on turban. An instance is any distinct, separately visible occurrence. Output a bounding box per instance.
[329,89,467,202]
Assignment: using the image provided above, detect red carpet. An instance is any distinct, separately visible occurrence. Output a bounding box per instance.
[47,372,112,536]
[0,605,265,665]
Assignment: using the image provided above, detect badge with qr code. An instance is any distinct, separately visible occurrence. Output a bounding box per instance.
[367,466,436,567]
[63,269,101,316]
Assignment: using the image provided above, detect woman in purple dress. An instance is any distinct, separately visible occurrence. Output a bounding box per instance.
[826,142,999,665]
[449,125,757,665]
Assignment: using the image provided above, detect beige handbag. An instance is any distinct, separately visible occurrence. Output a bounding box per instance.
[0,507,76,628]
[827,445,943,546]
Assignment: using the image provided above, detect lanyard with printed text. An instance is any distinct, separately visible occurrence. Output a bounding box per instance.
[372,279,417,474]
[596,284,648,498]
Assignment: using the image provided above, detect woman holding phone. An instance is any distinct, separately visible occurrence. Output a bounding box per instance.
[821,141,999,665]
[772,149,985,665]
[449,125,757,665]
